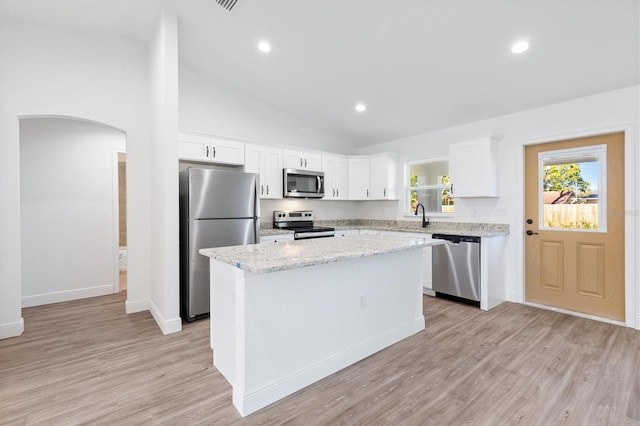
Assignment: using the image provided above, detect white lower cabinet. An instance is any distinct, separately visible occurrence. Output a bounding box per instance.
[260,234,294,244]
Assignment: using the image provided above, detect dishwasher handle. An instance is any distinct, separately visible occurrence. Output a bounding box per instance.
[432,234,481,244]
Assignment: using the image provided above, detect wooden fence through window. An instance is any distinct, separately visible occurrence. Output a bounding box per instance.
[543,204,598,229]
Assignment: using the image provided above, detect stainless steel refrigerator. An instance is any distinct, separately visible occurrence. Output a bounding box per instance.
[179,167,260,322]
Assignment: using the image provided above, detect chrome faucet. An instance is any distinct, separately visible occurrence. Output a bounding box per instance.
[415,203,429,228]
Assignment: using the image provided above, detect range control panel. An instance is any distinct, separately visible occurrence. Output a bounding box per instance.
[273,210,314,223]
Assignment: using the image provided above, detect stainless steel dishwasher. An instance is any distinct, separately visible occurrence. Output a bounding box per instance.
[431,234,481,307]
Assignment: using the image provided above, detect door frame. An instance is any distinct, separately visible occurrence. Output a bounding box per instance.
[519,123,638,328]
[112,148,126,294]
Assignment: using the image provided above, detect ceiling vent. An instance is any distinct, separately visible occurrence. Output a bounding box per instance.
[216,0,243,12]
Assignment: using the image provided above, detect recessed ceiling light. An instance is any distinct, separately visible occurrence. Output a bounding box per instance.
[511,40,529,54]
[257,41,271,53]
[355,103,367,112]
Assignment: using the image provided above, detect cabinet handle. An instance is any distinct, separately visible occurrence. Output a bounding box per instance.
[206,146,209,157]
[266,185,269,195]
[304,158,307,168]
[261,185,264,195]
[336,189,339,197]
[212,146,216,158]
[300,158,303,167]
[384,188,386,197]
[333,189,335,197]
[366,189,369,198]
[451,184,453,195]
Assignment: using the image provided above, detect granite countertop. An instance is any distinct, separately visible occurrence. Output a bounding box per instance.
[333,226,508,238]
[200,234,440,274]
[259,219,509,238]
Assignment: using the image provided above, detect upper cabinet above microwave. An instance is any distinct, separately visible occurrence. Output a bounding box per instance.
[282,149,322,172]
[178,131,245,165]
[449,133,501,198]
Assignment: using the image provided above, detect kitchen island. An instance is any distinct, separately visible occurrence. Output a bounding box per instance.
[200,235,442,417]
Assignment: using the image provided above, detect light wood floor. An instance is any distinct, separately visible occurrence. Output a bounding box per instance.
[2,293,639,425]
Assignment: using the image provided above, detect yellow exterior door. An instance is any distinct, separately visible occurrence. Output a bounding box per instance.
[524,132,625,321]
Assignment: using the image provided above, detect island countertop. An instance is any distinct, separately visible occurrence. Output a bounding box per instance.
[200,234,441,274]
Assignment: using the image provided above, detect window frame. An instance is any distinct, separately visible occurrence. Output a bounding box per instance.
[403,156,454,217]
[537,144,607,233]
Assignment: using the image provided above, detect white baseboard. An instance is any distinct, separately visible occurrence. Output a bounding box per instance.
[125,298,149,314]
[0,318,25,339]
[422,287,436,297]
[234,316,425,417]
[22,285,113,308]
[149,299,182,335]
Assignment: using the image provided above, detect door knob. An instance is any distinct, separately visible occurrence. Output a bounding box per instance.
[526,230,539,236]
[526,219,533,224]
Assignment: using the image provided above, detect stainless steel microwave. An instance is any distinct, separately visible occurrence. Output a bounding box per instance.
[283,168,325,198]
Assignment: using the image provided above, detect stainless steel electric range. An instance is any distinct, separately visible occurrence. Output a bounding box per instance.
[273,211,335,240]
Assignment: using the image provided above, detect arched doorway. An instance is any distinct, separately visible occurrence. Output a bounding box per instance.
[19,116,127,307]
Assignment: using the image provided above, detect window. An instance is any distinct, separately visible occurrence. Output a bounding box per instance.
[538,145,606,232]
[405,158,454,215]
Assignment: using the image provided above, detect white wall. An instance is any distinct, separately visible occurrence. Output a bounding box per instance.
[0,19,154,338]
[359,85,640,327]
[179,65,357,156]
[260,199,359,224]
[20,118,125,306]
[148,10,181,334]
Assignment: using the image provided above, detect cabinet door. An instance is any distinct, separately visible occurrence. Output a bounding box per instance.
[370,156,389,199]
[282,149,303,169]
[304,152,322,171]
[333,156,348,200]
[261,146,283,199]
[178,133,211,162]
[322,154,348,200]
[210,137,245,165]
[348,157,370,200]
[449,136,498,197]
[369,154,397,200]
[244,144,283,199]
[322,155,337,200]
[283,149,322,171]
[244,144,264,195]
[422,246,435,295]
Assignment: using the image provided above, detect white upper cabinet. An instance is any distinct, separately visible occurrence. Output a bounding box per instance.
[370,154,398,200]
[348,153,398,200]
[348,156,371,200]
[449,133,500,198]
[322,154,349,200]
[244,144,283,199]
[178,131,245,165]
[282,149,322,171]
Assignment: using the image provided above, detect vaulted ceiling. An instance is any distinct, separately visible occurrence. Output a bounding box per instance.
[1,0,638,146]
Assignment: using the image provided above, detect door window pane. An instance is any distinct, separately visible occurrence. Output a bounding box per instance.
[538,145,606,232]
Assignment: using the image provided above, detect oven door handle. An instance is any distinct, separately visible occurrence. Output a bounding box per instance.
[317,176,322,194]
[295,231,334,239]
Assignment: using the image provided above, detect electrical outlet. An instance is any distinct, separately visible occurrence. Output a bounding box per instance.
[359,294,366,310]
